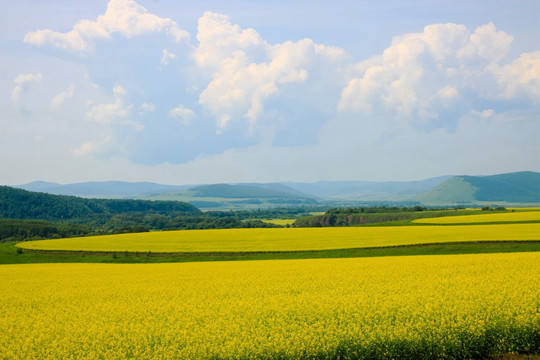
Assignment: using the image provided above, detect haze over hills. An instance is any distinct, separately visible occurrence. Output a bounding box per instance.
[14,171,540,209]
[417,171,540,205]
[283,176,452,200]
[17,181,190,198]
[16,177,450,209]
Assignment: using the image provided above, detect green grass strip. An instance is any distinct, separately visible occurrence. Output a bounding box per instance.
[2,241,539,265]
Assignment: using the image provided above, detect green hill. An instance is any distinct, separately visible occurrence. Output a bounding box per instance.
[190,184,311,199]
[417,171,540,205]
[17,181,189,198]
[0,186,201,222]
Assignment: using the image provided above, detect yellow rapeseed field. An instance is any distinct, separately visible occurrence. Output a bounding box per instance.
[414,211,540,224]
[16,223,540,253]
[261,219,297,226]
[0,253,538,359]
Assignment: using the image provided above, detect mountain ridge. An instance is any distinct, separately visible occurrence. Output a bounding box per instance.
[417,171,540,205]
[12,171,540,208]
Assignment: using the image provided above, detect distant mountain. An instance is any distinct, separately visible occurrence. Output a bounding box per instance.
[0,186,201,222]
[17,181,190,198]
[283,176,452,200]
[189,183,312,199]
[417,171,540,205]
[13,172,538,209]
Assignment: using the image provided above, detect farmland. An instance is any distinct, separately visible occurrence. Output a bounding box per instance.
[16,223,540,253]
[2,209,540,359]
[1,253,538,359]
[414,211,540,224]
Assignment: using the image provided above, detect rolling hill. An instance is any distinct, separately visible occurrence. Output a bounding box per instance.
[283,176,451,200]
[17,181,190,198]
[190,184,310,199]
[0,186,201,222]
[417,171,540,205]
[11,171,540,209]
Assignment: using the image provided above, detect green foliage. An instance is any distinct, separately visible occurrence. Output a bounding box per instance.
[464,171,540,202]
[0,187,304,240]
[190,183,311,199]
[418,171,540,205]
[0,219,93,242]
[293,207,494,227]
[0,186,201,222]
[2,241,539,265]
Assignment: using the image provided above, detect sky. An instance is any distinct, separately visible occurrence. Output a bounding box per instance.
[1,0,539,185]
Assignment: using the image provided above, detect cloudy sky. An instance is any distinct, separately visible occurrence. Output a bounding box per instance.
[1,0,539,185]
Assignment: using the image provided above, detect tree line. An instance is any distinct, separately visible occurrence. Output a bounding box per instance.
[0,186,323,242]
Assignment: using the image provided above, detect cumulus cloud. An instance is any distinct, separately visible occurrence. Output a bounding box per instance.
[194,12,264,69]
[24,0,189,52]
[160,48,177,65]
[50,85,75,109]
[457,23,513,62]
[73,136,112,156]
[338,22,527,129]
[85,85,132,124]
[139,102,155,114]
[85,97,132,123]
[196,12,348,132]
[492,51,540,101]
[11,73,42,104]
[168,104,195,125]
[14,1,539,172]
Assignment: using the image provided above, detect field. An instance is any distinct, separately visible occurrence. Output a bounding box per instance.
[16,223,540,253]
[1,253,539,359]
[3,211,540,359]
[414,211,540,224]
[261,218,297,226]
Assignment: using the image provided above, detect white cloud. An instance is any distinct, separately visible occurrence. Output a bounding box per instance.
[50,85,75,109]
[11,73,42,104]
[196,13,349,132]
[24,0,189,52]
[492,51,540,101]
[10,2,539,180]
[437,86,459,100]
[471,109,495,119]
[160,48,177,65]
[194,12,263,69]
[168,104,195,125]
[113,85,126,96]
[73,136,112,156]
[338,22,523,128]
[85,97,132,123]
[85,86,132,123]
[457,23,513,62]
[139,102,155,114]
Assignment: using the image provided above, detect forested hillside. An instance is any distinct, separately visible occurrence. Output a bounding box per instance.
[0,219,93,242]
[0,186,201,222]
[0,186,302,241]
[417,171,540,205]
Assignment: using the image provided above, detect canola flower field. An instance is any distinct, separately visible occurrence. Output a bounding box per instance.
[1,253,539,359]
[16,223,540,253]
[414,211,540,224]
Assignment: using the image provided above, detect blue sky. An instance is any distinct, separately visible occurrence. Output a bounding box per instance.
[1,0,539,185]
